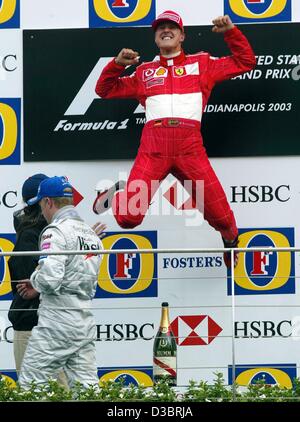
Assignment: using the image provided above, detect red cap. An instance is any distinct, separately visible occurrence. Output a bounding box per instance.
[152,10,184,31]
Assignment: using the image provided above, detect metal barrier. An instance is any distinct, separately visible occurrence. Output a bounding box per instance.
[0,246,298,398]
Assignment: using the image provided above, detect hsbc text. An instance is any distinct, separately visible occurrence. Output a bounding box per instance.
[235,320,291,338]
[231,185,290,203]
[0,191,17,208]
[96,323,154,341]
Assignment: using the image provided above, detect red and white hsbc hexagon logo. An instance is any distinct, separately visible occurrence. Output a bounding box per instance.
[62,176,83,206]
[72,186,83,206]
[170,315,222,346]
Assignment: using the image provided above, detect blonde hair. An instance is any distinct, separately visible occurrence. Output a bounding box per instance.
[52,196,74,208]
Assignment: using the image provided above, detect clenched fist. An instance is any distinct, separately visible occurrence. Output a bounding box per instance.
[212,15,235,33]
[115,48,140,66]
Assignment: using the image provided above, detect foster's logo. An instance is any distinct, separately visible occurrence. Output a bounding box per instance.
[98,366,153,386]
[0,370,17,387]
[96,231,157,298]
[89,0,155,28]
[228,363,297,389]
[224,0,291,23]
[0,234,15,301]
[0,0,19,28]
[227,228,295,295]
[0,98,20,165]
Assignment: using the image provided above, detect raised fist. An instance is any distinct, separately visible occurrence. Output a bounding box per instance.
[115,48,140,66]
[212,15,235,33]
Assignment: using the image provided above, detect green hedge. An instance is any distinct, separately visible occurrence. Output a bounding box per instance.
[1,373,300,402]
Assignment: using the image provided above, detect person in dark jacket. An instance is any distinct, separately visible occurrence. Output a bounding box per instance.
[8,174,48,374]
[8,174,67,388]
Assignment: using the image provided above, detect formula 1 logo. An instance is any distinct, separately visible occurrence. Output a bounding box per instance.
[227,228,295,295]
[89,0,156,28]
[224,0,291,23]
[228,364,297,388]
[96,231,157,298]
[0,234,15,301]
[98,366,153,386]
[170,315,222,346]
[0,98,21,165]
[0,0,20,28]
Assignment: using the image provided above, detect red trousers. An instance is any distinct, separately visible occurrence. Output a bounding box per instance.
[112,119,238,241]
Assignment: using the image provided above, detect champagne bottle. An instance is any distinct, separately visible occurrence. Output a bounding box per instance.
[153,302,177,386]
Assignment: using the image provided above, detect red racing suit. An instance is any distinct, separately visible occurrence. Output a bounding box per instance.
[95,27,256,240]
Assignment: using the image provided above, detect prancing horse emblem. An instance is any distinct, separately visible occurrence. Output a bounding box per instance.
[175,67,185,76]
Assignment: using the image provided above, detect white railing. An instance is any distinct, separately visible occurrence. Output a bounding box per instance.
[0,245,298,398]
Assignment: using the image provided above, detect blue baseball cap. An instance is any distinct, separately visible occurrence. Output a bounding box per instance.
[27,176,73,205]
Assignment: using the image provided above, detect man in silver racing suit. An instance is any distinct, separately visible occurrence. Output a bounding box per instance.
[17,176,103,389]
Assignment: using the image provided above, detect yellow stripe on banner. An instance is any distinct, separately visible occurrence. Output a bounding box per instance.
[0,375,16,388]
[0,238,14,297]
[0,0,17,24]
[0,103,18,160]
[93,0,152,23]
[100,370,153,386]
[229,0,287,19]
[236,368,292,389]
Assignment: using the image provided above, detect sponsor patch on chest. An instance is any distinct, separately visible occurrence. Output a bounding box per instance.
[41,233,52,241]
[143,67,168,81]
[146,78,165,88]
[41,242,51,250]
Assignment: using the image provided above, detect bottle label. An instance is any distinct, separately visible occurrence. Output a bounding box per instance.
[153,356,176,377]
[158,338,175,349]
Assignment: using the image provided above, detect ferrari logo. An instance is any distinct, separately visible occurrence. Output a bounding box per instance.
[175,67,185,76]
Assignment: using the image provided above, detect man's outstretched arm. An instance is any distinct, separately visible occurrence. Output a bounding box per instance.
[208,15,256,84]
[95,48,140,99]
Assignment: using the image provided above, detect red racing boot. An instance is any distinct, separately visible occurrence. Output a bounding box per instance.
[223,236,239,269]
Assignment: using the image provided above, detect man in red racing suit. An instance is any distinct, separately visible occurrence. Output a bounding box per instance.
[94,11,256,268]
